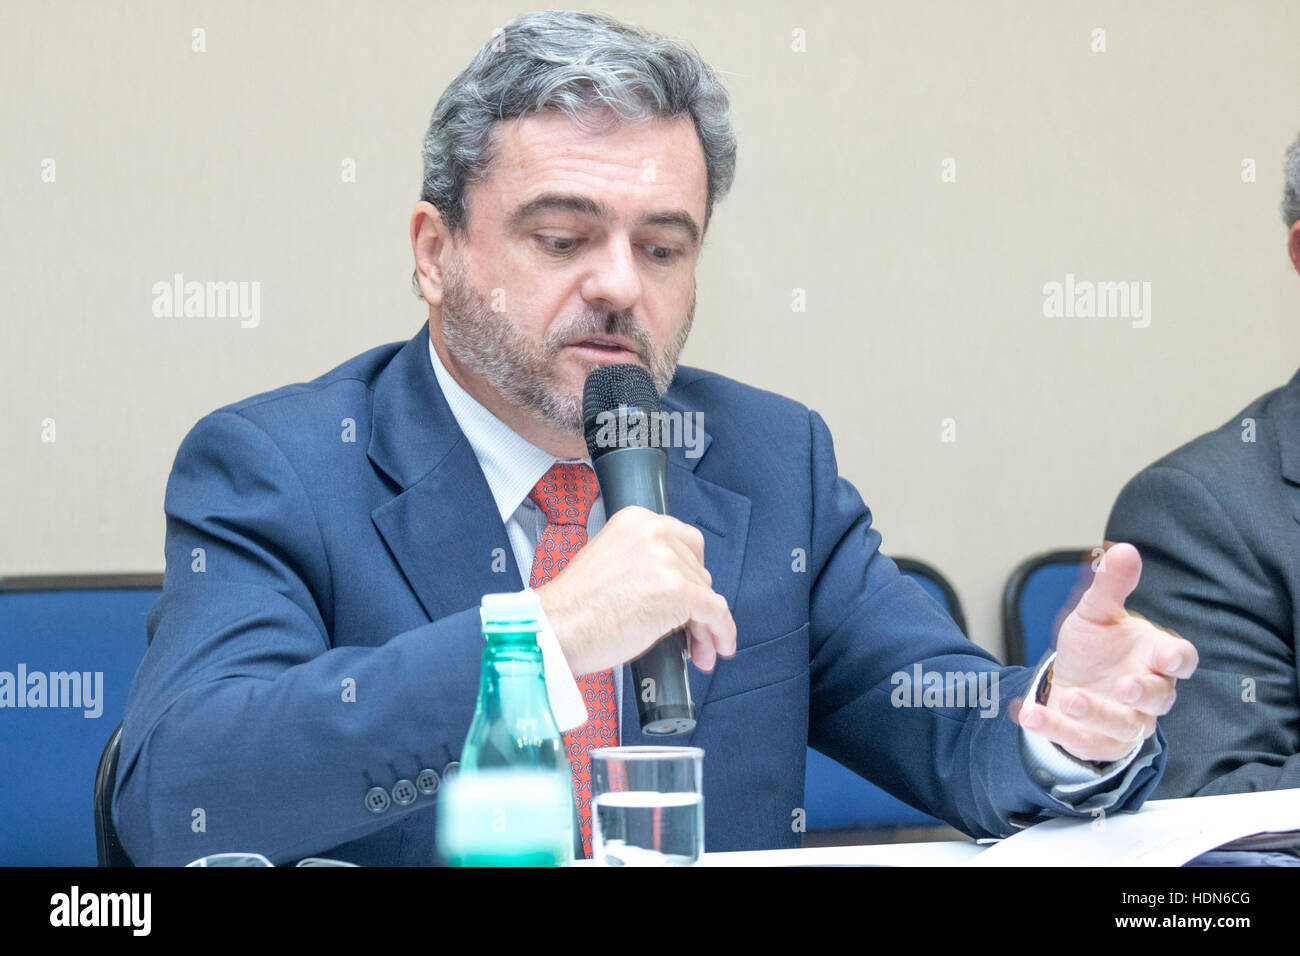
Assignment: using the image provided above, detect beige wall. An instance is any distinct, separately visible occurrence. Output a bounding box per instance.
[4,0,1298,659]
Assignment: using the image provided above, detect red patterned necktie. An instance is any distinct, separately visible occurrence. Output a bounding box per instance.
[526,461,616,858]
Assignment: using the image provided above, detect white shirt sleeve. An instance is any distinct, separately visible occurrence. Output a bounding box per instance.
[1019,651,1145,796]
[526,590,590,732]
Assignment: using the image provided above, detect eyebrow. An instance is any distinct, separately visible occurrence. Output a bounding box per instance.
[505,192,700,249]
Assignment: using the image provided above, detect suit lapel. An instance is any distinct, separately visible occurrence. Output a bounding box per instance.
[368,324,523,623]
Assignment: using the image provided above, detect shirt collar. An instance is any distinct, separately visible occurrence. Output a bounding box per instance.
[427,336,589,522]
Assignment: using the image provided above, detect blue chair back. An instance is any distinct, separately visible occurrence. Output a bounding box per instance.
[1001,549,1094,667]
[803,557,966,831]
[0,575,159,864]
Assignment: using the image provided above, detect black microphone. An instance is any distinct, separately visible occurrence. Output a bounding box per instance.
[582,364,695,736]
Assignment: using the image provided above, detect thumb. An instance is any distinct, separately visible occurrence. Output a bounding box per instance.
[1072,542,1142,626]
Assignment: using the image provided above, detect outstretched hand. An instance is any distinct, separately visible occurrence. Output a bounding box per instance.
[1014,543,1198,763]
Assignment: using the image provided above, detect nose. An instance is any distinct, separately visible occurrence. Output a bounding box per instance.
[579,233,643,315]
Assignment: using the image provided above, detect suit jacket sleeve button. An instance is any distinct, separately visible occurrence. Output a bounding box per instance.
[416,769,440,796]
[391,779,417,806]
[365,786,391,814]
[443,761,460,780]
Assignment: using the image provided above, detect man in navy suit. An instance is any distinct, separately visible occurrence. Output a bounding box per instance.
[114,10,1197,865]
[1104,132,1300,798]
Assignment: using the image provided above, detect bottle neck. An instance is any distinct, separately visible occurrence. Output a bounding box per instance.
[478,629,548,709]
[484,628,543,652]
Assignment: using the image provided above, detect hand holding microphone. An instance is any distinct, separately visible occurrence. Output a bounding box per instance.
[534,505,736,677]
[533,364,736,735]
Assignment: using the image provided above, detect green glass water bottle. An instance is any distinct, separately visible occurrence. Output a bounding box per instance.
[449,591,575,865]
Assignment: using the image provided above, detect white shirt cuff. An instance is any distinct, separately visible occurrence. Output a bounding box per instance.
[1019,651,1144,795]
[526,590,589,732]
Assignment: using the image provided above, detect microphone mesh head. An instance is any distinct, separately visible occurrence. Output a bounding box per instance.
[582,364,664,461]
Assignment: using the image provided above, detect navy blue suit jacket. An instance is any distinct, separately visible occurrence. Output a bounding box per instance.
[115,324,1166,865]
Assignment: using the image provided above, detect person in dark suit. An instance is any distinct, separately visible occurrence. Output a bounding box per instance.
[114,10,1196,865]
[1104,131,1300,798]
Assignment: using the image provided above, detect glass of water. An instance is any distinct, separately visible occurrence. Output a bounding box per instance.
[590,746,704,866]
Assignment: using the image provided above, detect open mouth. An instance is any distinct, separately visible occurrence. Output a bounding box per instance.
[567,337,642,361]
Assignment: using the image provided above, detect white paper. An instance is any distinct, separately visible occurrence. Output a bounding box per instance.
[697,840,988,867]
[970,788,1300,867]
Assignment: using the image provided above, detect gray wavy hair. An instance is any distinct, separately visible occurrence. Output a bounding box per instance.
[412,9,737,293]
[1283,131,1300,229]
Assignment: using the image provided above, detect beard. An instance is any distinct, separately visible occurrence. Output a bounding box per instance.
[439,253,694,434]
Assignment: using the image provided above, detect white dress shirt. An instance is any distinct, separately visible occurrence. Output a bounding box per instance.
[428,337,1149,802]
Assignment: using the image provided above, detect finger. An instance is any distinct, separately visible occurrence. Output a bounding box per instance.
[686,585,736,659]
[1149,634,1198,679]
[687,629,718,672]
[1046,687,1157,742]
[1072,542,1142,626]
[659,515,707,567]
[603,504,656,532]
[1016,700,1152,764]
[660,534,712,589]
[1111,672,1178,716]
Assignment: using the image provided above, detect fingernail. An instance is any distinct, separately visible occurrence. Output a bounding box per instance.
[1065,694,1087,718]
[1021,706,1043,730]
[1120,683,1141,705]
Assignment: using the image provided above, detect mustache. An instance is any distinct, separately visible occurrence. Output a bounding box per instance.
[545,312,653,362]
